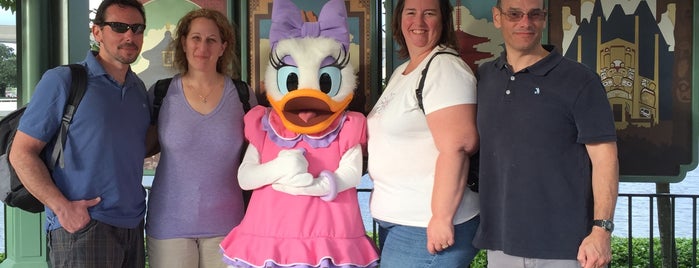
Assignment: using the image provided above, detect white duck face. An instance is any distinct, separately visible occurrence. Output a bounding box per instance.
[265,37,356,134]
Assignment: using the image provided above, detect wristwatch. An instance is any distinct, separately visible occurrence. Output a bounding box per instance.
[592,219,614,233]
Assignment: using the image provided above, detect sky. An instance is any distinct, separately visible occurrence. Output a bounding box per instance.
[0,7,15,52]
[89,0,101,10]
[0,8,15,25]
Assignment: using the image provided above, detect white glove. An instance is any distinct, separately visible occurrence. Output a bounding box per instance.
[274,172,315,188]
[272,144,363,201]
[238,146,313,190]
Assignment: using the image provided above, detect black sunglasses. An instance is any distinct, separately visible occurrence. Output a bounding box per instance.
[101,22,146,34]
[497,7,547,22]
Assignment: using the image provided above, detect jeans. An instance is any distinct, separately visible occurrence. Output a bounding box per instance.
[377,215,480,268]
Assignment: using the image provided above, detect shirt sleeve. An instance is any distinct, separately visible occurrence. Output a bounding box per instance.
[573,77,617,144]
[421,54,477,114]
[17,66,71,143]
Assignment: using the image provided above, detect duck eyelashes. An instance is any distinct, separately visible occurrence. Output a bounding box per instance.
[269,47,350,70]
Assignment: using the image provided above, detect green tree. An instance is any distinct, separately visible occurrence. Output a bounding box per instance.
[0,43,17,97]
[0,0,15,13]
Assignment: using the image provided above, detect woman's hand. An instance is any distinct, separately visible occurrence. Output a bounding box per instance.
[426,216,455,254]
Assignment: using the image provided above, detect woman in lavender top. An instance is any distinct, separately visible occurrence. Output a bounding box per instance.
[144,9,256,268]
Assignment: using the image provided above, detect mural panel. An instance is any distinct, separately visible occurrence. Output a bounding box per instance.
[549,0,696,182]
[388,0,697,182]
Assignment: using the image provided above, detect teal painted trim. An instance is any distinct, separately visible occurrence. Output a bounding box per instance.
[368,0,382,111]
[237,0,249,82]
[7,1,51,266]
[18,1,51,105]
[681,0,699,181]
[0,208,48,268]
[384,1,395,84]
[66,0,90,63]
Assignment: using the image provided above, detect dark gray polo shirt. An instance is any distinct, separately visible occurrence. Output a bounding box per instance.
[473,45,616,259]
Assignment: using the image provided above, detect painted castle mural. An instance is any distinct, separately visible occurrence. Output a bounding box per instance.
[561,0,672,130]
[549,0,695,180]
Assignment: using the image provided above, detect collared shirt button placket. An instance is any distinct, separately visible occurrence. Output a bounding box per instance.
[506,76,515,95]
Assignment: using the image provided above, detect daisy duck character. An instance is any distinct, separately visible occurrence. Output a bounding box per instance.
[219,0,379,267]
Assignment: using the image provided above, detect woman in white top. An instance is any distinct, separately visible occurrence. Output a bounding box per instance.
[367,0,479,267]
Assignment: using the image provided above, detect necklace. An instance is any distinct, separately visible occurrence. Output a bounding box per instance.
[184,76,222,104]
[186,83,215,103]
[197,89,214,103]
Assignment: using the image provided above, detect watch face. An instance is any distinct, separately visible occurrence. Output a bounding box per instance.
[594,220,614,232]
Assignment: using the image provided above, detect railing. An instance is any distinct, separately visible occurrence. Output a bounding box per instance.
[355,190,699,268]
[613,193,698,267]
[139,187,699,267]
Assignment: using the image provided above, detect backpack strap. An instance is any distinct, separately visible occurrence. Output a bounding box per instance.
[50,64,88,169]
[413,52,480,192]
[150,78,252,125]
[231,79,251,113]
[230,78,254,210]
[415,51,460,113]
[151,78,173,125]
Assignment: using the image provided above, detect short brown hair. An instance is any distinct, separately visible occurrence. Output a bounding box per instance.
[93,0,146,26]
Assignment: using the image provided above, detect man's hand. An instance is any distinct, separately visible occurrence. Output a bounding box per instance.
[54,197,101,233]
[577,228,612,268]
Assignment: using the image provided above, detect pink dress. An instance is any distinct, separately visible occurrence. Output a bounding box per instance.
[220,106,379,268]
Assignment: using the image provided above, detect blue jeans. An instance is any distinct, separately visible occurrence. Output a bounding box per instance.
[377,215,480,268]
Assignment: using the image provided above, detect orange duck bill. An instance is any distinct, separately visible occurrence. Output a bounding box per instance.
[268,88,353,135]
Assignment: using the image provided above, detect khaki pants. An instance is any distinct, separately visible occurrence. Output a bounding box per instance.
[487,250,593,268]
[147,235,226,268]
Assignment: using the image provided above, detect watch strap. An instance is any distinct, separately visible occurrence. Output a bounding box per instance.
[592,219,614,233]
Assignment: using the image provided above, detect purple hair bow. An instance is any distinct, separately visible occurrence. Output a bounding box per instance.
[269,0,350,51]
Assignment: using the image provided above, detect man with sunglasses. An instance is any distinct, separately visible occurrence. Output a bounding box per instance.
[9,0,149,267]
[473,0,619,267]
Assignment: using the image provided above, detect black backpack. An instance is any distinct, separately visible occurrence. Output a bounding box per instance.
[416,51,480,192]
[150,77,254,207]
[0,64,88,213]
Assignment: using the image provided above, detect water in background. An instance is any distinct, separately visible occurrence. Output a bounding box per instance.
[614,172,699,238]
[358,173,699,238]
[2,170,697,252]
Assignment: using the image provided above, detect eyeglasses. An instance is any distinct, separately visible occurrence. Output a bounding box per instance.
[497,7,547,22]
[101,22,146,34]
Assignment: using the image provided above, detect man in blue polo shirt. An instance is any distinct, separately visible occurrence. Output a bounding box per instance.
[9,0,150,267]
[474,0,619,267]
